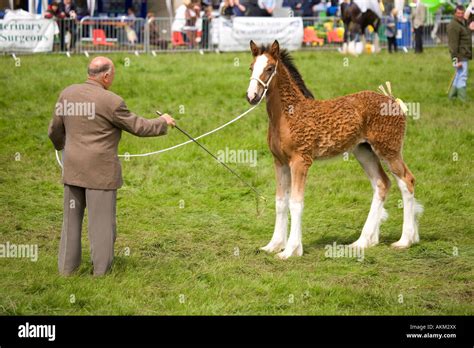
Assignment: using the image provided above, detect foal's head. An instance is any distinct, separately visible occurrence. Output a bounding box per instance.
[246,40,280,105]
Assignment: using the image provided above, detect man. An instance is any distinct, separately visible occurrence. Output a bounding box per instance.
[386,8,398,53]
[447,4,473,101]
[411,0,426,53]
[58,0,77,51]
[48,57,175,276]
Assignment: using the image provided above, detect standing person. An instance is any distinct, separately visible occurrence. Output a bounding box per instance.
[302,0,320,17]
[233,0,249,16]
[58,0,77,52]
[48,57,176,276]
[220,0,247,16]
[386,8,398,53]
[220,0,236,17]
[147,12,168,49]
[283,0,303,16]
[185,0,201,47]
[44,2,62,19]
[411,0,426,53]
[447,4,473,101]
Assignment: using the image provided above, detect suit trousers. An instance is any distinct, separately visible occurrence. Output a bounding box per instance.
[58,184,117,276]
[414,26,423,53]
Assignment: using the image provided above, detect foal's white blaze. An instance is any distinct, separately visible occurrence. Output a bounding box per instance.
[247,55,268,101]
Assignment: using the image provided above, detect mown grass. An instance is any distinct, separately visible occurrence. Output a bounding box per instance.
[0,48,473,315]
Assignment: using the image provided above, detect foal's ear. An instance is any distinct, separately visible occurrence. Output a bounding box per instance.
[250,40,259,56]
[270,40,280,58]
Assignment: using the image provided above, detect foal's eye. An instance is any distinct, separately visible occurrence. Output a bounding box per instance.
[266,66,274,72]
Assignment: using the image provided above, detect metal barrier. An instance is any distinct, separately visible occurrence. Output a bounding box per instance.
[423,15,452,47]
[52,18,77,53]
[78,17,147,53]
[2,15,453,54]
[300,15,454,51]
[148,17,213,52]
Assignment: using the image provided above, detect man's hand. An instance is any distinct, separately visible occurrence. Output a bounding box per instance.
[456,62,463,68]
[160,114,176,127]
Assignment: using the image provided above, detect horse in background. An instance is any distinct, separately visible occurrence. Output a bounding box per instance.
[246,40,422,259]
[341,0,383,54]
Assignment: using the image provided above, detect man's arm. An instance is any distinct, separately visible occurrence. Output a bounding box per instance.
[111,101,170,137]
[447,24,460,60]
[48,100,66,151]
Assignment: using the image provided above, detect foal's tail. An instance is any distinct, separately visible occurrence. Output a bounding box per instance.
[377,81,408,115]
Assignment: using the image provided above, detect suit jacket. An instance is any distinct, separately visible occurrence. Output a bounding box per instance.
[48,79,168,190]
[411,3,426,29]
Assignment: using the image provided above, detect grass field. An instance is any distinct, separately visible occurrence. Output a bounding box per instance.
[0,48,473,315]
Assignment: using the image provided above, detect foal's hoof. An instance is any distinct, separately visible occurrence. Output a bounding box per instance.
[349,237,378,249]
[391,239,412,249]
[276,245,303,260]
[260,241,285,253]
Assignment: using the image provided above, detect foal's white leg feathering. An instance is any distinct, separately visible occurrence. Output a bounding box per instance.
[261,164,291,253]
[391,176,423,248]
[350,187,388,249]
[351,144,390,249]
[261,196,289,253]
[277,199,304,259]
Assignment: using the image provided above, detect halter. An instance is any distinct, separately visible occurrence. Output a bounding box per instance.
[250,60,278,91]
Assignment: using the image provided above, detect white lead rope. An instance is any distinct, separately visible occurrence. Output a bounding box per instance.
[55,65,278,169]
[54,88,269,168]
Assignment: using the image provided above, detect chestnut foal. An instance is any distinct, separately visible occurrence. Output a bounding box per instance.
[246,40,422,259]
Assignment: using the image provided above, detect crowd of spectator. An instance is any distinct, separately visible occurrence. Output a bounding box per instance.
[218,0,339,17]
[2,0,470,60]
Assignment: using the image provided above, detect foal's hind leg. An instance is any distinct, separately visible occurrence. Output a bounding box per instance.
[261,161,291,253]
[350,143,391,248]
[385,157,423,248]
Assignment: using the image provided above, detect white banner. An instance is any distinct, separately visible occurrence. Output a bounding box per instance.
[218,17,303,52]
[0,19,57,53]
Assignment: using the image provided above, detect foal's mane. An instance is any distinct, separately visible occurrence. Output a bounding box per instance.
[260,45,315,99]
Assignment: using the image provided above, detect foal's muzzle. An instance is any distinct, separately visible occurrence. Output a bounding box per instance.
[246,88,264,105]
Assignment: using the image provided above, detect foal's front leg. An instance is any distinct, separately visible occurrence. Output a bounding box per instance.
[261,162,291,253]
[277,158,309,260]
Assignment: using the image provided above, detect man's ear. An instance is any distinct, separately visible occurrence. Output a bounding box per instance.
[250,40,259,56]
[270,40,280,58]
